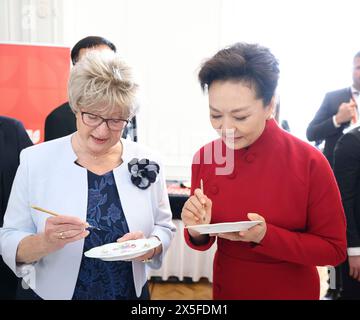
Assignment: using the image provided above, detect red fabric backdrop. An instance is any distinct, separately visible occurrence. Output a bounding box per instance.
[0,43,70,143]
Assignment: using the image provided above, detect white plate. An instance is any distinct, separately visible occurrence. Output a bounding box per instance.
[186,220,262,235]
[84,238,161,261]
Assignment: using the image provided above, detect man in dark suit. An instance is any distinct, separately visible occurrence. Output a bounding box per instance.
[334,127,360,299]
[44,36,117,142]
[307,51,360,300]
[0,116,32,299]
[307,51,360,167]
[44,101,76,141]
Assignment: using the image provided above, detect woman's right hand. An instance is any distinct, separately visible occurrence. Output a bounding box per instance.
[42,215,90,253]
[181,188,212,239]
[16,215,90,264]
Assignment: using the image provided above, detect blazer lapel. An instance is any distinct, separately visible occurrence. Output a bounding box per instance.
[113,139,153,237]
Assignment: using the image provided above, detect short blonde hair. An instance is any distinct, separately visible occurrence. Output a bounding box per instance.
[68,50,138,118]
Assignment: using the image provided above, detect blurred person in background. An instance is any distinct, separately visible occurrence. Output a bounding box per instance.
[307,51,360,167]
[0,116,32,299]
[334,127,360,299]
[307,51,360,299]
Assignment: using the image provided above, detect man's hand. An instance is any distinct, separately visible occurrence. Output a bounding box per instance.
[349,256,360,281]
[335,99,357,124]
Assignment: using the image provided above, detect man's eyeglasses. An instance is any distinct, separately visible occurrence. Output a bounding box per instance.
[81,112,129,131]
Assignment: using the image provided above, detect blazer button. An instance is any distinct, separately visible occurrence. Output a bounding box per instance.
[210,185,219,195]
[245,154,255,163]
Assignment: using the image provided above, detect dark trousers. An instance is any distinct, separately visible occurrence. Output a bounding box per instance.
[340,259,360,300]
[16,281,150,300]
[0,256,18,300]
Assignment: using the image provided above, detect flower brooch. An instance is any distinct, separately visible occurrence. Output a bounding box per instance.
[128,158,160,190]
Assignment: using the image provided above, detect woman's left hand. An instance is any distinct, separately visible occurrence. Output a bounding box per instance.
[116,231,161,262]
[214,213,267,244]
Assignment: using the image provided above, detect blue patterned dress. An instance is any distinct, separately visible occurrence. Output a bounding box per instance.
[72,170,137,300]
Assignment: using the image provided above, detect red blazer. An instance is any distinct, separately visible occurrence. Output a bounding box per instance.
[184,119,347,300]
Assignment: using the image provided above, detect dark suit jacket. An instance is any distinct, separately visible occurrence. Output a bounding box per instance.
[334,128,360,248]
[44,102,77,141]
[0,116,32,299]
[307,87,353,166]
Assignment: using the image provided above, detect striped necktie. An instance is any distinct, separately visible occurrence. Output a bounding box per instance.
[352,91,359,124]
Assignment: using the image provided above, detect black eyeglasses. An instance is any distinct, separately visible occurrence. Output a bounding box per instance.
[81,112,128,131]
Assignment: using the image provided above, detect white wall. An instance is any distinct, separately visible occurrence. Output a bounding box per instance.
[219,0,360,140]
[1,0,360,179]
[0,0,63,44]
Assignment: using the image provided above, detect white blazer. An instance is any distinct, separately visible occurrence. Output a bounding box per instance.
[0,135,176,299]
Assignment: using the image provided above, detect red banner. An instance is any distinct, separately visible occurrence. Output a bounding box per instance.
[0,43,70,143]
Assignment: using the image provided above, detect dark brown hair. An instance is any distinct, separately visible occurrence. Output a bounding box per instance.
[198,43,279,105]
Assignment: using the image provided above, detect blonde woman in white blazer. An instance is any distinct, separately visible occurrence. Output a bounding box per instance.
[0,51,176,300]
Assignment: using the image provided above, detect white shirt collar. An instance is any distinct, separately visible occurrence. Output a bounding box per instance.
[351,86,359,95]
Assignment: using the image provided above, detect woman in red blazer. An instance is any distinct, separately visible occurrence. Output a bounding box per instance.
[181,43,347,300]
